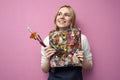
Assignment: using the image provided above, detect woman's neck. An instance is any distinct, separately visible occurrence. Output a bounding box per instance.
[59,27,69,31]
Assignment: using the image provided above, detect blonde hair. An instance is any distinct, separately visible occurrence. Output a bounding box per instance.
[54,5,76,30]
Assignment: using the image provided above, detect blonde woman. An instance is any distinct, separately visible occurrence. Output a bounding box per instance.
[41,5,92,80]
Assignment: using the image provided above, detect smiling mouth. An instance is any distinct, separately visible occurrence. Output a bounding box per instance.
[58,20,66,24]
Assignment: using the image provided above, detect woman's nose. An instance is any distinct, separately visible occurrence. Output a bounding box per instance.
[60,14,64,18]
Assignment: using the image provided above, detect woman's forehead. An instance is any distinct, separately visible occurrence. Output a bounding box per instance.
[58,7,71,13]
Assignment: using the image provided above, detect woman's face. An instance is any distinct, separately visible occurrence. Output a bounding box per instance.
[56,7,72,29]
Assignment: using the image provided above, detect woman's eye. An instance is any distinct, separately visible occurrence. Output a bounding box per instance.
[57,12,71,17]
[65,13,71,17]
[57,13,61,16]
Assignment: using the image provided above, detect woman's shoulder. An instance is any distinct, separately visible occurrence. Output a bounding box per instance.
[44,36,49,41]
[81,34,88,41]
[81,34,86,37]
[43,36,49,46]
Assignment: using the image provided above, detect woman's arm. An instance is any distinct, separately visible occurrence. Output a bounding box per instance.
[41,46,56,73]
[41,58,50,73]
[80,34,93,69]
[40,36,56,73]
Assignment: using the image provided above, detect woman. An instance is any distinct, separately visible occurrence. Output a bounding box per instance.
[41,5,92,80]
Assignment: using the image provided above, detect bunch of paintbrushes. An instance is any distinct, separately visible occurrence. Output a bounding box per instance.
[27,27,46,47]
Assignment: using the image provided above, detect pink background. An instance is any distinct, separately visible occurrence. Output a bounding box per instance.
[0,0,120,80]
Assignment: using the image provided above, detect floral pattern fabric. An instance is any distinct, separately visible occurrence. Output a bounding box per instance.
[49,28,82,67]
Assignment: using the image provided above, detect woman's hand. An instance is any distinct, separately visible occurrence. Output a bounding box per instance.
[76,51,84,62]
[41,47,56,73]
[44,46,56,60]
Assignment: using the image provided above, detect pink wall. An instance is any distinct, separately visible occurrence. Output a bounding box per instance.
[0,0,120,80]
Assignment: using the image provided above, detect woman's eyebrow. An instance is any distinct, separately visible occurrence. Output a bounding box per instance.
[58,11,71,14]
